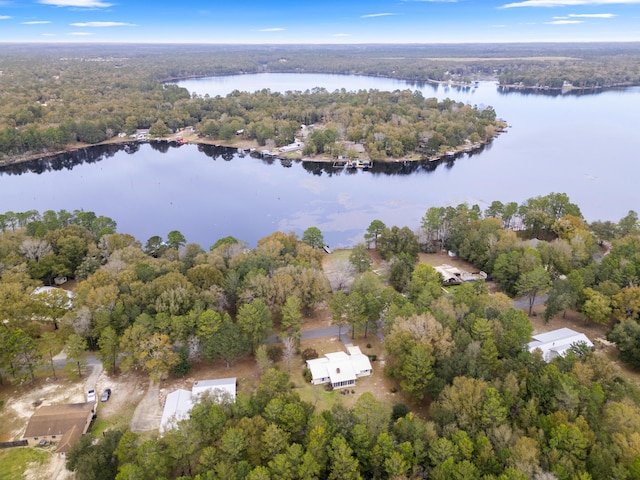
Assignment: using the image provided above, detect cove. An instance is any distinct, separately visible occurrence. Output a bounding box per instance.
[1,74,639,248]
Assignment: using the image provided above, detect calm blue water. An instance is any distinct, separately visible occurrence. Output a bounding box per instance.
[1,74,638,249]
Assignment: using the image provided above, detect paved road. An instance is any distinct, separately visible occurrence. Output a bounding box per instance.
[511,294,549,311]
[275,294,548,345]
[52,352,100,370]
[51,352,102,399]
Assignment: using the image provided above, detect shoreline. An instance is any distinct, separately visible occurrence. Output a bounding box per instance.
[0,131,499,169]
[0,100,507,168]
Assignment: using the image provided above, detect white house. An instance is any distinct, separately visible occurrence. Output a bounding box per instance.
[32,286,74,307]
[434,264,487,284]
[527,328,594,362]
[160,378,236,434]
[306,346,372,389]
[279,141,304,153]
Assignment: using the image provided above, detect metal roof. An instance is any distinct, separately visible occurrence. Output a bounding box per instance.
[528,328,594,362]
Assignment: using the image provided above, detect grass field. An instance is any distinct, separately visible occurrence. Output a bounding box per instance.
[0,447,49,480]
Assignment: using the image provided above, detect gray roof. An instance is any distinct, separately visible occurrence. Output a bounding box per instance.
[528,328,594,362]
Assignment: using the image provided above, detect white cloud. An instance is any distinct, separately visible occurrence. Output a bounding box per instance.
[569,12,617,16]
[39,0,113,7]
[41,33,56,36]
[22,20,52,24]
[332,33,352,37]
[0,15,11,20]
[546,19,585,23]
[361,13,397,18]
[71,21,136,27]
[258,27,285,32]
[68,31,93,35]
[502,0,640,8]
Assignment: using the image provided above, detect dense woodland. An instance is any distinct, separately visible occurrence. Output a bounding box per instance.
[1,43,639,160]
[2,192,640,479]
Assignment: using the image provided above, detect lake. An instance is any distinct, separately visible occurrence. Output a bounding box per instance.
[1,73,638,249]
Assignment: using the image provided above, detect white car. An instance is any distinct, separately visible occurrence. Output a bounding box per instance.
[87,389,96,403]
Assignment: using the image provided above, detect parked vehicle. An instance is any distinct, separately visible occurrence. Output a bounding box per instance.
[87,389,96,403]
[101,388,111,402]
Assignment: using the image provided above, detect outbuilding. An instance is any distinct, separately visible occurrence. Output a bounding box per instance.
[527,328,594,362]
[160,378,236,434]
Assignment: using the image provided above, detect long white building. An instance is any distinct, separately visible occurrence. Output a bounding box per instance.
[527,328,594,362]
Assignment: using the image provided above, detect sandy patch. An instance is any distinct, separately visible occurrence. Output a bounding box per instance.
[1,379,85,442]
[24,454,71,480]
[0,365,147,479]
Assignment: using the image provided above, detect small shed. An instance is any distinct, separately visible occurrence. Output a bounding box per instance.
[528,328,594,362]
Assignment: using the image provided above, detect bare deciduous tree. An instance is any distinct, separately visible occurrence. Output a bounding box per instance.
[20,238,53,262]
[282,336,296,372]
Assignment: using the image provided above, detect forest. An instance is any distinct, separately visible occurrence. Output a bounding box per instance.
[1,43,639,161]
[2,192,640,479]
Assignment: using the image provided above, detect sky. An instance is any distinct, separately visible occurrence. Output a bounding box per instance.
[0,0,639,44]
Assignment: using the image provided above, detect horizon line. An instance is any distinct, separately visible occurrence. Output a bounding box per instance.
[1,39,639,45]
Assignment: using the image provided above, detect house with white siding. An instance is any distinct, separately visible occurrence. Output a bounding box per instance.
[306,346,372,389]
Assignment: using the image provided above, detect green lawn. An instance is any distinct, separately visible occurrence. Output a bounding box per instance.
[0,447,49,480]
[91,401,137,438]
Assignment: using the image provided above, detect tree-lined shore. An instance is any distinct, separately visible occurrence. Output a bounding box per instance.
[2,43,639,164]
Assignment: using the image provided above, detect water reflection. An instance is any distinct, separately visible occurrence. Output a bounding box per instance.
[496,85,625,97]
[1,140,479,178]
[0,144,120,176]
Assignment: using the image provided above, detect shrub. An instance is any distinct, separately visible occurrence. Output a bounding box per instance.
[266,344,283,363]
[392,403,411,421]
[302,367,312,383]
[301,348,319,361]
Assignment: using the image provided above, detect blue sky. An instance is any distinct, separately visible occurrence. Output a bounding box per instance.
[0,0,639,43]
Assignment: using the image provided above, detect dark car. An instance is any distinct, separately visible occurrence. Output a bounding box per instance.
[101,388,111,402]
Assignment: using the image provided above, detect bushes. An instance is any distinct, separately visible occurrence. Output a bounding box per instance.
[266,344,283,363]
[301,348,319,361]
